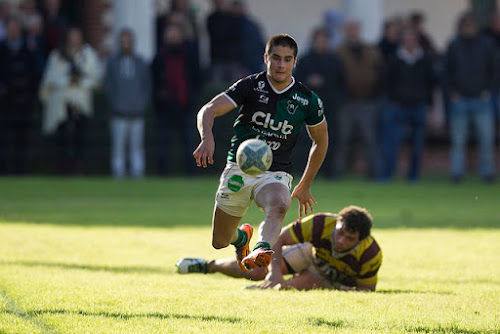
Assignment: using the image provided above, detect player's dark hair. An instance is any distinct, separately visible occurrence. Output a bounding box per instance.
[265,34,298,58]
[338,205,373,240]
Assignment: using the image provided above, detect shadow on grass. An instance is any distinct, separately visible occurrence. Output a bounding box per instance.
[0,260,168,275]
[308,317,496,334]
[308,317,347,328]
[5,309,242,324]
[404,325,498,334]
[375,289,454,295]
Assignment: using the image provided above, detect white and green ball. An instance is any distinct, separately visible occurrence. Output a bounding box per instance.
[236,139,273,175]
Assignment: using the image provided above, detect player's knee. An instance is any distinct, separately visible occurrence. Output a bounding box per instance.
[212,238,229,249]
[265,200,289,216]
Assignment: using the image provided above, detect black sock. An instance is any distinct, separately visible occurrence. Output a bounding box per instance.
[230,228,248,248]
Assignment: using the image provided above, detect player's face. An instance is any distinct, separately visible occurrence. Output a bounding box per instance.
[264,45,297,86]
[333,221,360,252]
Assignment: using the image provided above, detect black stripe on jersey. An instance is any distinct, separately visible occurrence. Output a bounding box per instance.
[339,254,361,273]
[292,219,304,243]
[312,214,326,243]
[360,241,381,265]
[359,269,379,279]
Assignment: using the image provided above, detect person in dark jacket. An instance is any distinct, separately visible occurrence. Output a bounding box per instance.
[104,28,151,179]
[152,23,199,176]
[0,16,39,175]
[295,27,343,177]
[379,27,435,182]
[334,19,384,179]
[445,12,496,182]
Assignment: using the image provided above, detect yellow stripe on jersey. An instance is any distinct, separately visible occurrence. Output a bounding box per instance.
[286,213,382,287]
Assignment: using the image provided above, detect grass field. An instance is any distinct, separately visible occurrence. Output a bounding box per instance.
[0,176,499,333]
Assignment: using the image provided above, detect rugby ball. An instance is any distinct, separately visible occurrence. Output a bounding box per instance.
[236,139,273,175]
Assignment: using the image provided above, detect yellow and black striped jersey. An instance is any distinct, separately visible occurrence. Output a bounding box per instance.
[287,213,382,287]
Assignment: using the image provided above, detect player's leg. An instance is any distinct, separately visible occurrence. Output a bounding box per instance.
[281,270,325,290]
[211,206,242,249]
[212,206,254,271]
[242,182,291,269]
[177,255,291,280]
[254,182,291,244]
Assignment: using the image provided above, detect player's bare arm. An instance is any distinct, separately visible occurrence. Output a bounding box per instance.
[257,228,296,289]
[292,120,328,217]
[193,94,235,168]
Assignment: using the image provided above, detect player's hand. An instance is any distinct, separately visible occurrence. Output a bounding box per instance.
[291,184,317,218]
[257,271,284,289]
[193,138,215,168]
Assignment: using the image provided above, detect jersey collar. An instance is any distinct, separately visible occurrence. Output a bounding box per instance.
[266,73,295,94]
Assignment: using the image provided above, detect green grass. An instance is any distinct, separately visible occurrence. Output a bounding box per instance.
[0,177,499,333]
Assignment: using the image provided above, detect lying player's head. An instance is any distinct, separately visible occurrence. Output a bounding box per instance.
[265,34,298,58]
[334,206,373,252]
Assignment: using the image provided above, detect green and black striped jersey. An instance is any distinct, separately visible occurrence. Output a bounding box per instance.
[223,71,325,173]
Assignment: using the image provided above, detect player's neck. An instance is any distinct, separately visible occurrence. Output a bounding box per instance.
[266,73,294,93]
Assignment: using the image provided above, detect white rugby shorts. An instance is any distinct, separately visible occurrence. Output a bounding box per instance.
[282,242,334,289]
[215,162,293,217]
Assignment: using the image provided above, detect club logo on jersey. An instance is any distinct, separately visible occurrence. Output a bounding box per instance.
[259,94,269,104]
[287,100,298,114]
[291,93,309,106]
[251,111,294,135]
[254,81,268,93]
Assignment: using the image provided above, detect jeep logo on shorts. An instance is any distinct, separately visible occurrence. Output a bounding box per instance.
[228,175,244,192]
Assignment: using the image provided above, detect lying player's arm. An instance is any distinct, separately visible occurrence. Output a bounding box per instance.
[258,228,296,289]
[292,120,329,217]
[193,94,236,168]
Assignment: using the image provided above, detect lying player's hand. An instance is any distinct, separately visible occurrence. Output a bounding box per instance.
[193,139,215,168]
[291,184,317,218]
[257,271,284,289]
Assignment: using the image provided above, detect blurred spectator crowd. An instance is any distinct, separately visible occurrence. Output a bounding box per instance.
[0,0,498,182]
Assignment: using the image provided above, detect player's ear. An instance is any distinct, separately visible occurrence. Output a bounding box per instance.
[293,57,297,68]
[263,53,268,64]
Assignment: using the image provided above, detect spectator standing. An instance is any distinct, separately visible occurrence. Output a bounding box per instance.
[378,17,403,61]
[409,11,439,61]
[20,0,45,72]
[334,19,384,179]
[0,16,39,174]
[380,27,436,182]
[206,0,242,84]
[482,11,500,122]
[39,27,100,175]
[0,1,13,42]
[152,24,199,176]
[104,28,151,179]
[230,0,265,75]
[295,27,343,177]
[445,12,496,183]
[41,0,67,58]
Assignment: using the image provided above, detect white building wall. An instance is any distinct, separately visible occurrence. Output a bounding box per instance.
[111,0,156,61]
[115,0,474,65]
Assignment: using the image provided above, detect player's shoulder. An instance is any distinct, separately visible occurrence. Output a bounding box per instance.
[292,79,316,99]
[358,235,382,264]
[228,71,266,91]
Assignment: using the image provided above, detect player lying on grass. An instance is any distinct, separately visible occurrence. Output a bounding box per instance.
[192,34,328,272]
[176,206,382,291]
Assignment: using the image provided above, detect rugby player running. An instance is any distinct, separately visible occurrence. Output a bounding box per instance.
[193,34,328,271]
